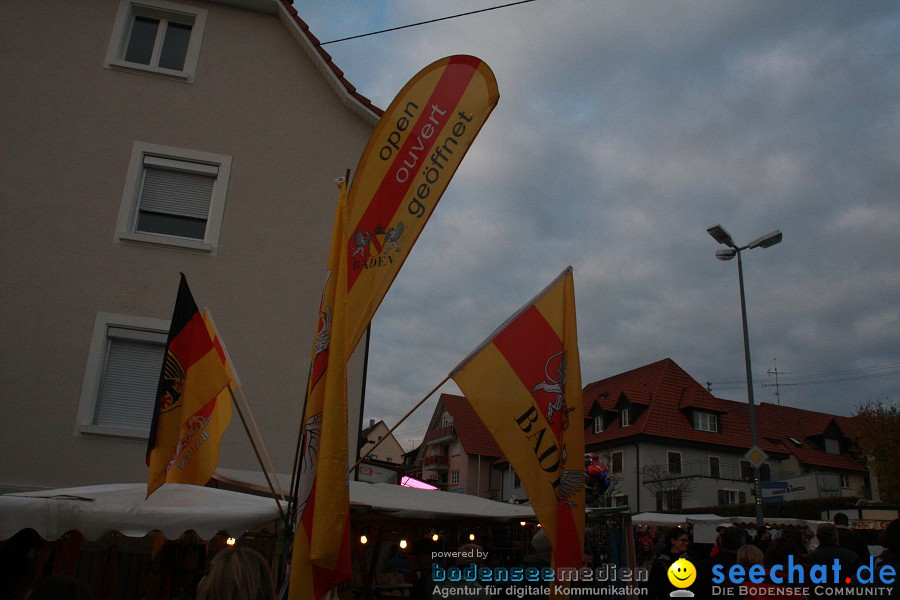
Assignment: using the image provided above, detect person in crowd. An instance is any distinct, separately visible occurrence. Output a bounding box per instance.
[695,526,746,600]
[737,545,767,599]
[833,513,870,561]
[754,526,772,554]
[708,525,727,558]
[738,543,804,599]
[764,535,806,574]
[196,546,276,600]
[875,519,900,596]
[506,529,553,599]
[803,523,862,600]
[647,526,690,600]
[408,538,441,600]
[636,536,656,571]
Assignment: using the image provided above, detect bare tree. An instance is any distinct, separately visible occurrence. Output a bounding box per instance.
[640,462,698,511]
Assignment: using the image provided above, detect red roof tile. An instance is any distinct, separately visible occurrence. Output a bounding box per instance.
[583,359,866,472]
[277,1,383,120]
[440,394,503,458]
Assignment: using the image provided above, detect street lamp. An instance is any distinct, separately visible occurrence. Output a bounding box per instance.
[707,224,782,528]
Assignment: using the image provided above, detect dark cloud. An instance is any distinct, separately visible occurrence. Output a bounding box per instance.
[293,1,900,447]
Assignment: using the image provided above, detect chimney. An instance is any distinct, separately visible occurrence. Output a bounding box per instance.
[369,419,375,428]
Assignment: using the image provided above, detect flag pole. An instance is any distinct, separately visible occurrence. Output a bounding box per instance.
[352,324,372,482]
[233,384,286,501]
[348,374,450,473]
[203,309,287,504]
[228,387,287,523]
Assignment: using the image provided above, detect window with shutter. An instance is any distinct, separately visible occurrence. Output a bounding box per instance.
[76,313,169,438]
[94,328,164,429]
[116,142,231,253]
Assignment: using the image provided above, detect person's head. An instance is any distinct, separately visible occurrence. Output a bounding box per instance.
[720,527,746,553]
[666,527,689,554]
[639,537,653,553]
[880,518,900,553]
[816,523,839,547]
[532,529,551,554]
[764,536,804,570]
[197,547,275,600]
[737,544,765,569]
[833,513,850,527]
[757,526,770,540]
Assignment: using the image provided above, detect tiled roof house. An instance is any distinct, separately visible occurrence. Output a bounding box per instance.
[417,394,502,496]
[418,359,872,510]
[582,358,871,512]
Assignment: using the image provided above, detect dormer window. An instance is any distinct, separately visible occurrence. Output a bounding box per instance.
[620,409,631,428]
[593,415,604,433]
[788,437,802,447]
[692,411,719,433]
[824,438,840,455]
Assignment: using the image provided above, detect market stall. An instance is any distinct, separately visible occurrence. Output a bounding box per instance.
[0,483,283,599]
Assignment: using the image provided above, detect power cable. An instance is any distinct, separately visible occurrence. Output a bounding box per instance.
[707,362,900,391]
[319,0,538,45]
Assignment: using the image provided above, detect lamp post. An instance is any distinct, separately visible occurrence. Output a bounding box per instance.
[707,224,782,528]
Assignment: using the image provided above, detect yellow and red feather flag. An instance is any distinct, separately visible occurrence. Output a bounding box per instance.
[289,178,352,600]
[450,268,585,579]
[343,55,499,351]
[146,274,233,497]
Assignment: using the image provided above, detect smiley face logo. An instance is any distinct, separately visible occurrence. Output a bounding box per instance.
[667,558,696,588]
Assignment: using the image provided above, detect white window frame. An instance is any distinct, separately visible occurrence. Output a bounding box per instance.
[693,411,719,433]
[116,142,232,253]
[75,312,170,439]
[721,489,739,505]
[620,408,631,428]
[593,415,604,433]
[839,473,851,489]
[613,494,628,507]
[440,411,453,428]
[105,0,207,82]
[450,470,460,485]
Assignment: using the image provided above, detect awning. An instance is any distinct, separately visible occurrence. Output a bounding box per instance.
[0,483,283,541]
[213,468,536,521]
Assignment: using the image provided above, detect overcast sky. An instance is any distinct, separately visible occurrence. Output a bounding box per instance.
[292,1,900,451]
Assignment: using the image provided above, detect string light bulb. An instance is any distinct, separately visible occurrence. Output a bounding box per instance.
[469,533,475,541]
[360,534,368,544]
[400,539,408,549]
[226,537,237,546]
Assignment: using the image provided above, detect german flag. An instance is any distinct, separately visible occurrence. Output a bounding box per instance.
[451,268,585,583]
[146,274,232,497]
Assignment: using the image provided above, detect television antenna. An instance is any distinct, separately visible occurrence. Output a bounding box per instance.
[766,358,791,405]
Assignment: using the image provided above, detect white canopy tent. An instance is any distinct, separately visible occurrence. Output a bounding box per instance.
[0,473,536,542]
[213,468,537,521]
[0,483,283,541]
